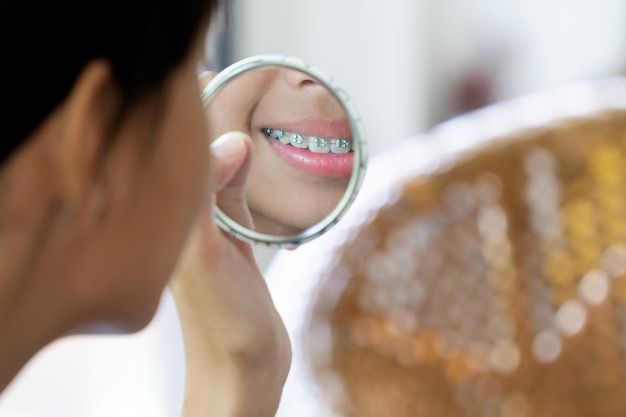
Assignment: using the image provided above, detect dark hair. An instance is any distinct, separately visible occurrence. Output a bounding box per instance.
[0,0,217,164]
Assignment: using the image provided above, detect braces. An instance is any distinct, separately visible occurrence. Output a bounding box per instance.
[263,128,352,153]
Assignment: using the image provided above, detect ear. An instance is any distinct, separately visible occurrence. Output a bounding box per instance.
[55,60,120,223]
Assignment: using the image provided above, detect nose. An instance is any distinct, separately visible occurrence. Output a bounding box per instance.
[283,68,321,88]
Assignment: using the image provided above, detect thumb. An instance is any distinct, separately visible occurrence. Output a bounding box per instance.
[211,131,254,229]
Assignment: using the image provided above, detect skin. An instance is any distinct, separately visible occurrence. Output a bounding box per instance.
[0,23,290,417]
[204,67,352,236]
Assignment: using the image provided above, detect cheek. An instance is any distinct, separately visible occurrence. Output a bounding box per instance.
[184,106,211,200]
[170,74,213,206]
[145,73,212,265]
[207,89,261,140]
[91,68,213,330]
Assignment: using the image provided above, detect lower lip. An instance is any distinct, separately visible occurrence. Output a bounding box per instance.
[265,136,354,177]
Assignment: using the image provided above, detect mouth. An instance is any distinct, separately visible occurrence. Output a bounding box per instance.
[261,126,354,178]
[263,128,353,154]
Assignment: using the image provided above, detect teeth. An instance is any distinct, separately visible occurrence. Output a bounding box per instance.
[308,137,330,153]
[330,139,351,154]
[278,130,291,144]
[268,128,282,139]
[290,133,308,149]
[263,128,352,154]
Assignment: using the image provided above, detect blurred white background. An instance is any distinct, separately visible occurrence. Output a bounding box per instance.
[1,0,625,416]
[230,0,626,155]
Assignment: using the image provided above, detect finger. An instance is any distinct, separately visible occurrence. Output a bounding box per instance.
[211,131,254,230]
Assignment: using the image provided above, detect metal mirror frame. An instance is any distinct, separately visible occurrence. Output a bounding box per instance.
[201,54,368,247]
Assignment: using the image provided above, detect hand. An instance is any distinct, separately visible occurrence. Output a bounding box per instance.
[169,74,291,417]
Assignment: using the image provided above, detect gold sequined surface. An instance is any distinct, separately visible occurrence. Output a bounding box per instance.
[308,80,626,417]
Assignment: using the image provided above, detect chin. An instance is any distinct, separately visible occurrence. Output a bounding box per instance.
[115,297,164,333]
[72,321,137,335]
[76,313,157,335]
[72,293,164,336]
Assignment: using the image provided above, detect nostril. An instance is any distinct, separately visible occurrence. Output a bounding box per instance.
[284,68,320,88]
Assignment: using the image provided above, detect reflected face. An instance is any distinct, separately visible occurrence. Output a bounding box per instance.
[205,67,353,235]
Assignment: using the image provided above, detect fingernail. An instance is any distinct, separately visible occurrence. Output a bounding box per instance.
[210,131,249,161]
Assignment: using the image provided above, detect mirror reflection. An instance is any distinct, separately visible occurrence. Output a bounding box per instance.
[205,66,354,236]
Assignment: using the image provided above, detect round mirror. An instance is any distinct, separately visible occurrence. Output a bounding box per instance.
[202,55,367,247]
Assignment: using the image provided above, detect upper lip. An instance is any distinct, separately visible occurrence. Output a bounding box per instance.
[263,118,352,139]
